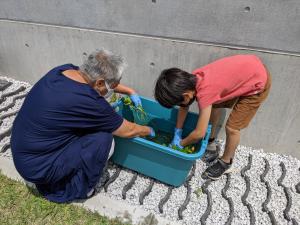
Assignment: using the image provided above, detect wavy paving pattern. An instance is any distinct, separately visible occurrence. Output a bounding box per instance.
[241,154,256,225]
[260,158,277,224]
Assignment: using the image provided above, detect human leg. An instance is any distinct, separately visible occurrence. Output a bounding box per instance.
[36,131,113,203]
[221,125,240,163]
[203,108,223,163]
[209,108,222,140]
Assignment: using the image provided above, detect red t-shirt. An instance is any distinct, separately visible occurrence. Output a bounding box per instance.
[192,55,268,109]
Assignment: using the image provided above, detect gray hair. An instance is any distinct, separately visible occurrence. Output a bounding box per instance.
[79,49,126,84]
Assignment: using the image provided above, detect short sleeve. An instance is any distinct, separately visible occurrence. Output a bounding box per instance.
[197,95,216,109]
[90,98,124,133]
[196,90,219,109]
[58,96,124,133]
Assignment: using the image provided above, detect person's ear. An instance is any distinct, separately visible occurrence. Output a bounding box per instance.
[182,92,190,103]
[95,79,105,89]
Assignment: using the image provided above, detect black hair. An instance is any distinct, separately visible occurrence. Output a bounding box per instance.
[154,68,197,108]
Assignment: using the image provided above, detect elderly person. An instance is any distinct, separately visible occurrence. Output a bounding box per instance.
[11,49,155,203]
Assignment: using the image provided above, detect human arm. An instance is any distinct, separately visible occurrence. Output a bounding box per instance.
[176,106,189,129]
[170,106,189,148]
[180,105,212,146]
[112,119,155,138]
[114,84,135,95]
[114,84,142,107]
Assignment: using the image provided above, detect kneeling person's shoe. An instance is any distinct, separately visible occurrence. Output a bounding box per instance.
[202,158,232,180]
[87,188,96,198]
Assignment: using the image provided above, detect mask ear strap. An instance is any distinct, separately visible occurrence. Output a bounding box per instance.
[103,80,114,99]
[104,80,110,89]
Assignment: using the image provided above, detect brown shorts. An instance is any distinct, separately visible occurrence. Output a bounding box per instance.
[213,68,272,130]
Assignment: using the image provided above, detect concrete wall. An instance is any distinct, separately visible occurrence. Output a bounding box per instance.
[0,20,299,158]
[0,0,300,53]
[0,1,299,158]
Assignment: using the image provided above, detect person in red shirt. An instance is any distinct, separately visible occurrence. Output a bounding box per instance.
[154,55,271,180]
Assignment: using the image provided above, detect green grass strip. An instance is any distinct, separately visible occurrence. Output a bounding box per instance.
[0,172,130,225]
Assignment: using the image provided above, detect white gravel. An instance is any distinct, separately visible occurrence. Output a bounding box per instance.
[126,174,151,206]
[183,161,208,225]
[227,147,251,225]
[206,177,229,225]
[142,182,168,214]
[104,169,133,201]
[163,184,186,220]
[246,152,270,225]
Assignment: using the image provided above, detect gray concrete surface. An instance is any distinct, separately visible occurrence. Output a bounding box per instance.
[0,0,299,53]
[0,20,299,159]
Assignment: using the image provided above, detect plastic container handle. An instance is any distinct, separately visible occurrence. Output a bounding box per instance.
[198,124,212,158]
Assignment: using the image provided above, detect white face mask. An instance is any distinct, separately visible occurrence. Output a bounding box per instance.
[104,81,114,99]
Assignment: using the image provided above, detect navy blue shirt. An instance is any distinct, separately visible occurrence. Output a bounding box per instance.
[11,64,123,202]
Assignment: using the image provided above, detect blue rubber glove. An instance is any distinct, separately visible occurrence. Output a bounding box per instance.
[149,127,156,138]
[169,128,184,149]
[130,94,142,107]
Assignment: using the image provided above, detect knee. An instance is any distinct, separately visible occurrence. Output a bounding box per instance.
[225,125,240,136]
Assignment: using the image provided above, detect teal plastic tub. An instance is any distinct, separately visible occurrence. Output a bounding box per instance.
[112,96,211,187]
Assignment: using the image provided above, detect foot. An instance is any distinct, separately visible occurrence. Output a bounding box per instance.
[86,188,96,198]
[201,158,232,180]
[202,141,221,164]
